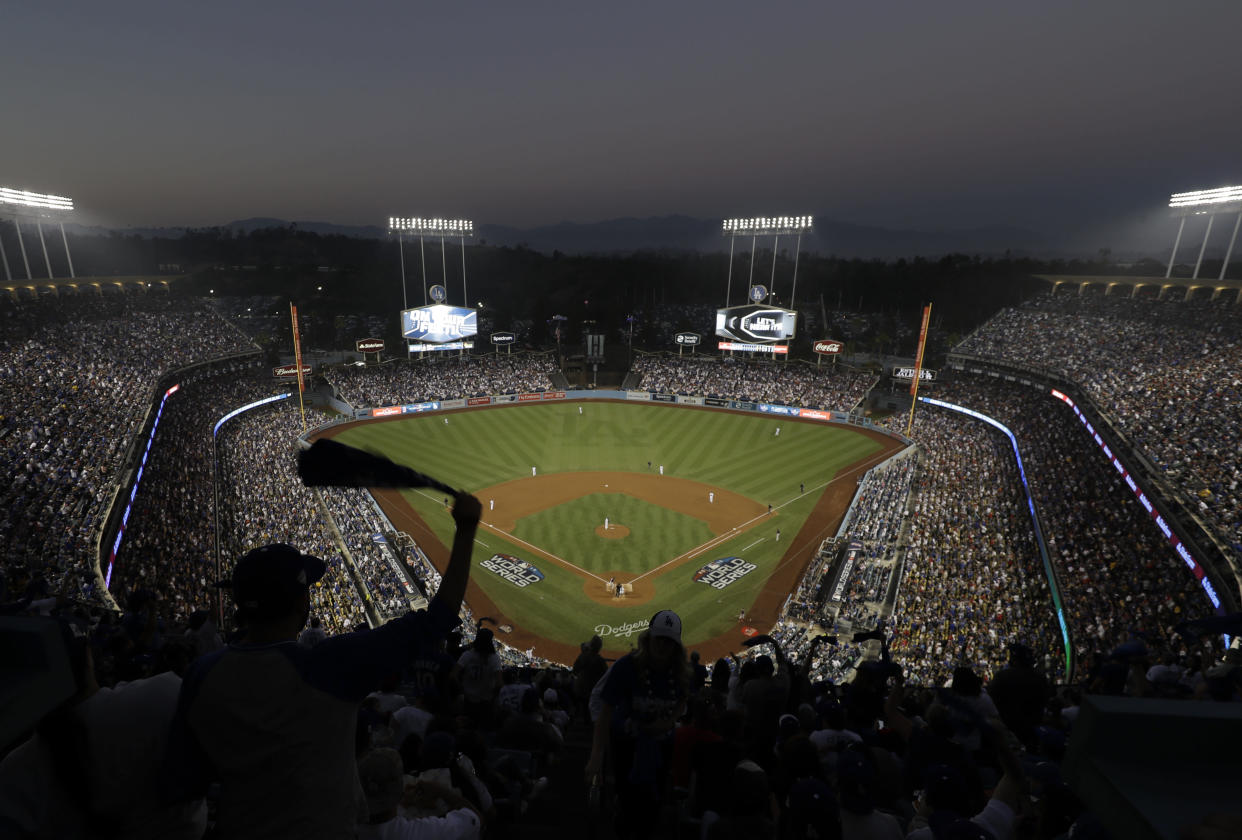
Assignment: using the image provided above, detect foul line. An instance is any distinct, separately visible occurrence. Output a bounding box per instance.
[408,488,607,583]
[629,443,903,584]
[408,440,903,588]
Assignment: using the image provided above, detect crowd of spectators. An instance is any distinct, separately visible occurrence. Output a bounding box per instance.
[105,363,280,622]
[930,375,1219,672]
[216,404,368,635]
[318,486,423,620]
[883,406,1063,686]
[956,289,1242,563]
[631,354,875,411]
[326,353,559,408]
[0,293,254,607]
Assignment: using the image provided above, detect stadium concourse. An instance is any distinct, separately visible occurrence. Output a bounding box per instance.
[2,288,1240,839]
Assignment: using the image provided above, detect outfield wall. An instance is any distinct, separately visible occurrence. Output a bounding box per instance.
[320,388,911,447]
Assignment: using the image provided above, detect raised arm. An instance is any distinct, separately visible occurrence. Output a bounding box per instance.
[433,493,481,616]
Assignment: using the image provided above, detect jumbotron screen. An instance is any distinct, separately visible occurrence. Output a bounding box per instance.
[400,305,478,344]
[715,304,797,343]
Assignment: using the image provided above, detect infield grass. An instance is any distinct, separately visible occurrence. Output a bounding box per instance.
[332,401,883,650]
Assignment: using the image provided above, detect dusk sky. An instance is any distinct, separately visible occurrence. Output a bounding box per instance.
[5,1,1241,248]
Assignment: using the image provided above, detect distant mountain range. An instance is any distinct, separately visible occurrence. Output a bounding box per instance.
[74,214,1060,260]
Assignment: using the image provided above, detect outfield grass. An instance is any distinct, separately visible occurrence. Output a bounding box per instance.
[332,401,883,650]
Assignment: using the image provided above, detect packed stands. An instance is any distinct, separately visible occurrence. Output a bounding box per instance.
[956,290,1242,563]
[886,404,1063,686]
[0,293,255,607]
[631,353,875,411]
[326,353,558,408]
[930,376,1217,669]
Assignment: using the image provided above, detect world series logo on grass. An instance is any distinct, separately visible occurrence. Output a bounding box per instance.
[481,554,545,587]
[693,556,757,590]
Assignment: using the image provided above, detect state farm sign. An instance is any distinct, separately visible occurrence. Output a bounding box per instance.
[813,339,844,355]
[356,338,384,353]
[272,364,312,379]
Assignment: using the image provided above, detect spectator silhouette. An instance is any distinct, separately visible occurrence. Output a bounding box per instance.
[164,493,480,840]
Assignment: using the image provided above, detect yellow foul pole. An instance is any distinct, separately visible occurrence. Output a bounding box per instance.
[905,302,932,438]
[290,303,307,431]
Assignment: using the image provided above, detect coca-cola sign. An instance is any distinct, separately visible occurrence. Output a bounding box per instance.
[272,364,312,379]
[356,338,384,353]
[813,339,844,355]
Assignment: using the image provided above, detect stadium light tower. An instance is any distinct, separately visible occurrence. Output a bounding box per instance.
[0,185,76,284]
[721,216,812,307]
[388,217,476,309]
[1166,186,1242,281]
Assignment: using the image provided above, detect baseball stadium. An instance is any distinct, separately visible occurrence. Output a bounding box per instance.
[4,194,1242,838]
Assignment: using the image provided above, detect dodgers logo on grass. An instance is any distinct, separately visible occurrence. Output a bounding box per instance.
[481,554,545,588]
[693,556,757,590]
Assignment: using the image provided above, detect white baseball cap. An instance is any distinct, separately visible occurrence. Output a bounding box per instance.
[649,610,682,644]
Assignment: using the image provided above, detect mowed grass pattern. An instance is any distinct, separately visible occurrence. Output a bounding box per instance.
[335,402,878,501]
[331,402,885,650]
[512,493,714,576]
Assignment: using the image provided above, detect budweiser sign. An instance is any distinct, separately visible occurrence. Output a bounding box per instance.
[272,364,312,379]
[356,338,384,353]
[813,339,844,355]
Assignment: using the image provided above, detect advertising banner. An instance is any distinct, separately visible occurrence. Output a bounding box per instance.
[813,339,844,355]
[652,393,676,402]
[717,341,789,354]
[676,395,705,406]
[705,397,729,407]
[408,340,474,352]
[715,304,797,342]
[625,391,652,401]
[273,363,312,379]
[674,332,701,346]
[494,394,517,403]
[733,401,755,411]
[355,338,384,353]
[400,402,440,414]
[541,391,566,400]
[799,408,832,421]
[490,332,516,345]
[401,305,478,343]
[371,406,401,417]
[758,403,799,416]
[518,392,542,402]
[441,399,465,409]
[467,397,491,406]
[892,367,937,381]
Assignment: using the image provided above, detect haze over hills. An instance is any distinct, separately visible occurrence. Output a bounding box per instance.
[69,214,1060,260]
[54,210,1204,263]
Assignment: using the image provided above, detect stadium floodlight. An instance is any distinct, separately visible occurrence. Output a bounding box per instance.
[721,215,812,236]
[1166,186,1242,281]
[387,216,476,320]
[388,217,475,236]
[1169,186,1242,212]
[0,186,74,213]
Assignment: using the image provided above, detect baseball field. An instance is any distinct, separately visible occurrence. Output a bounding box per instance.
[317,400,903,663]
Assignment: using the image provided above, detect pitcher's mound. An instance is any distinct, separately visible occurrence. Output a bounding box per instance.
[595,524,630,539]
